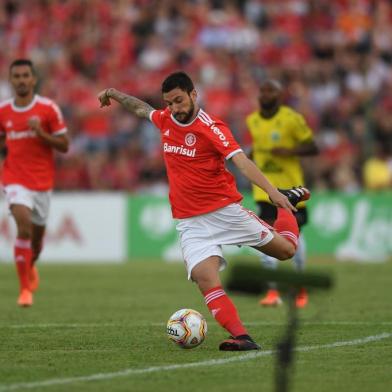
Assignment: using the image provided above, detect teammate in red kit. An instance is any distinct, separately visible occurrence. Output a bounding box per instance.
[98,72,309,351]
[0,59,69,307]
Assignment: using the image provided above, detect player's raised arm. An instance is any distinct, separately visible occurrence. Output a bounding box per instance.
[98,88,154,119]
[231,151,297,213]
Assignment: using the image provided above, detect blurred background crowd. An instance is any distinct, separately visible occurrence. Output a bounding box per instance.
[0,0,391,193]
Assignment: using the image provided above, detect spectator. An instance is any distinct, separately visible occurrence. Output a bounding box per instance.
[0,0,390,192]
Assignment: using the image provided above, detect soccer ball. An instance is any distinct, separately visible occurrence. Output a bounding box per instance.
[166,308,207,349]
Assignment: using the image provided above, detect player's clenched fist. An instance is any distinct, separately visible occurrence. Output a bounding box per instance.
[28,116,45,137]
[98,88,114,107]
[28,116,41,130]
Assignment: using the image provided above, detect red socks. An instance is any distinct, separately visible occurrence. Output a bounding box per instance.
[14,238,32,292]
[204,286,248,338]
[274,208,299,247]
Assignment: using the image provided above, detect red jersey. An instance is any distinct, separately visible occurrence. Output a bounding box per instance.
[0,95,67,191]
[150,107,243,218]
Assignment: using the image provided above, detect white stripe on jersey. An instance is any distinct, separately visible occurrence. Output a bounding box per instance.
[10,95,38,112]
[197,114,210,126]
[148,110,156,123]
[198,110,214,126]
[199,109,214,124]
[53,127,68,135]
[37,95,64,123]
[36,95,55,106]
[225,148,242,160]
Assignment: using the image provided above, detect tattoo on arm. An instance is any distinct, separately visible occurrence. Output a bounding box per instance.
[120,96,153,119]
[110,90,154,119]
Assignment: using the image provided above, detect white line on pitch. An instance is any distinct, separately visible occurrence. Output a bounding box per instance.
[2,321,392,329]
[246,321,392,326]
[0,333,390,392]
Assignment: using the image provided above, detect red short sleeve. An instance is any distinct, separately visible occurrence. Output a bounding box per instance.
[149,109,166,130]
[205,120,242,159]
[47,102,67,135]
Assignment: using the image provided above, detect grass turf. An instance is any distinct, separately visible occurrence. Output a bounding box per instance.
[0,258,391,392]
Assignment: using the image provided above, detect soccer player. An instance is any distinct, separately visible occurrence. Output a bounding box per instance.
[98,72,310,351]
[246,79,318,308]
[0,59,69,307]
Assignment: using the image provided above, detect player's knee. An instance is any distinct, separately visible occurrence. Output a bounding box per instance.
[17,227,32,239]
[276,243,296,260]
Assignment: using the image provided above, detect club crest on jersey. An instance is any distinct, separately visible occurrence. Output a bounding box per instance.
[271,131,280,141]
[185,133,196,146]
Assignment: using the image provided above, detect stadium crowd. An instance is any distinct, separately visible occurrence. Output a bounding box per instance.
[0,0,391,192]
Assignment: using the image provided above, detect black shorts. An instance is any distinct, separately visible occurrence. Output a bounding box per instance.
[256,201,308,229]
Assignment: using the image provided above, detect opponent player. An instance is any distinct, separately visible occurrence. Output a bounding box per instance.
[98,72,310,351]
[0,59,69,307]
[246,79,318,308]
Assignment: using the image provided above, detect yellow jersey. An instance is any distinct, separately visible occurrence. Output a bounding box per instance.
[246,105,314,207]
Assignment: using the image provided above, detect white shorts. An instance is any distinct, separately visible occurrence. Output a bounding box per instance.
[176,203,274,279]
[3,184,52,226]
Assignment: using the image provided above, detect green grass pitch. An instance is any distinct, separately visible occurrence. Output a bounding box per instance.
[0,258,391,392]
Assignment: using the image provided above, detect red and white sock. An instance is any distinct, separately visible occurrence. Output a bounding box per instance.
[14,238,32,292]
[203,286,248,338]
[274,208,299,248]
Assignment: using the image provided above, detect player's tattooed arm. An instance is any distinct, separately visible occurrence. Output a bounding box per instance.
[98,88,154,119]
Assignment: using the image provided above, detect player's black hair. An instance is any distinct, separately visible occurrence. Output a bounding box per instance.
[259,79,283,91]
[161,71,194,94]
[9,59,36,75]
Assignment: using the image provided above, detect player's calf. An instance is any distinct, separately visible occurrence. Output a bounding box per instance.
[256,234,296,261]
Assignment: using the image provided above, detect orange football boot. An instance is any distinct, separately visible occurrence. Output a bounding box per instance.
[17,289,33,307]
[259,289,283,306]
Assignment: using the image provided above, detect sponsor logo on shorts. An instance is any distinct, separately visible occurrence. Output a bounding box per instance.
[260,231,268,240]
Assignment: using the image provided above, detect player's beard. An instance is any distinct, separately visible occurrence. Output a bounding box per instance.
[260,100,278,111]
[174,100,195,124]
[15,84,31,97]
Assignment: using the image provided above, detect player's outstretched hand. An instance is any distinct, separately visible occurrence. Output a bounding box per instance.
[98,89,113,107]
[269,189,297,213]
